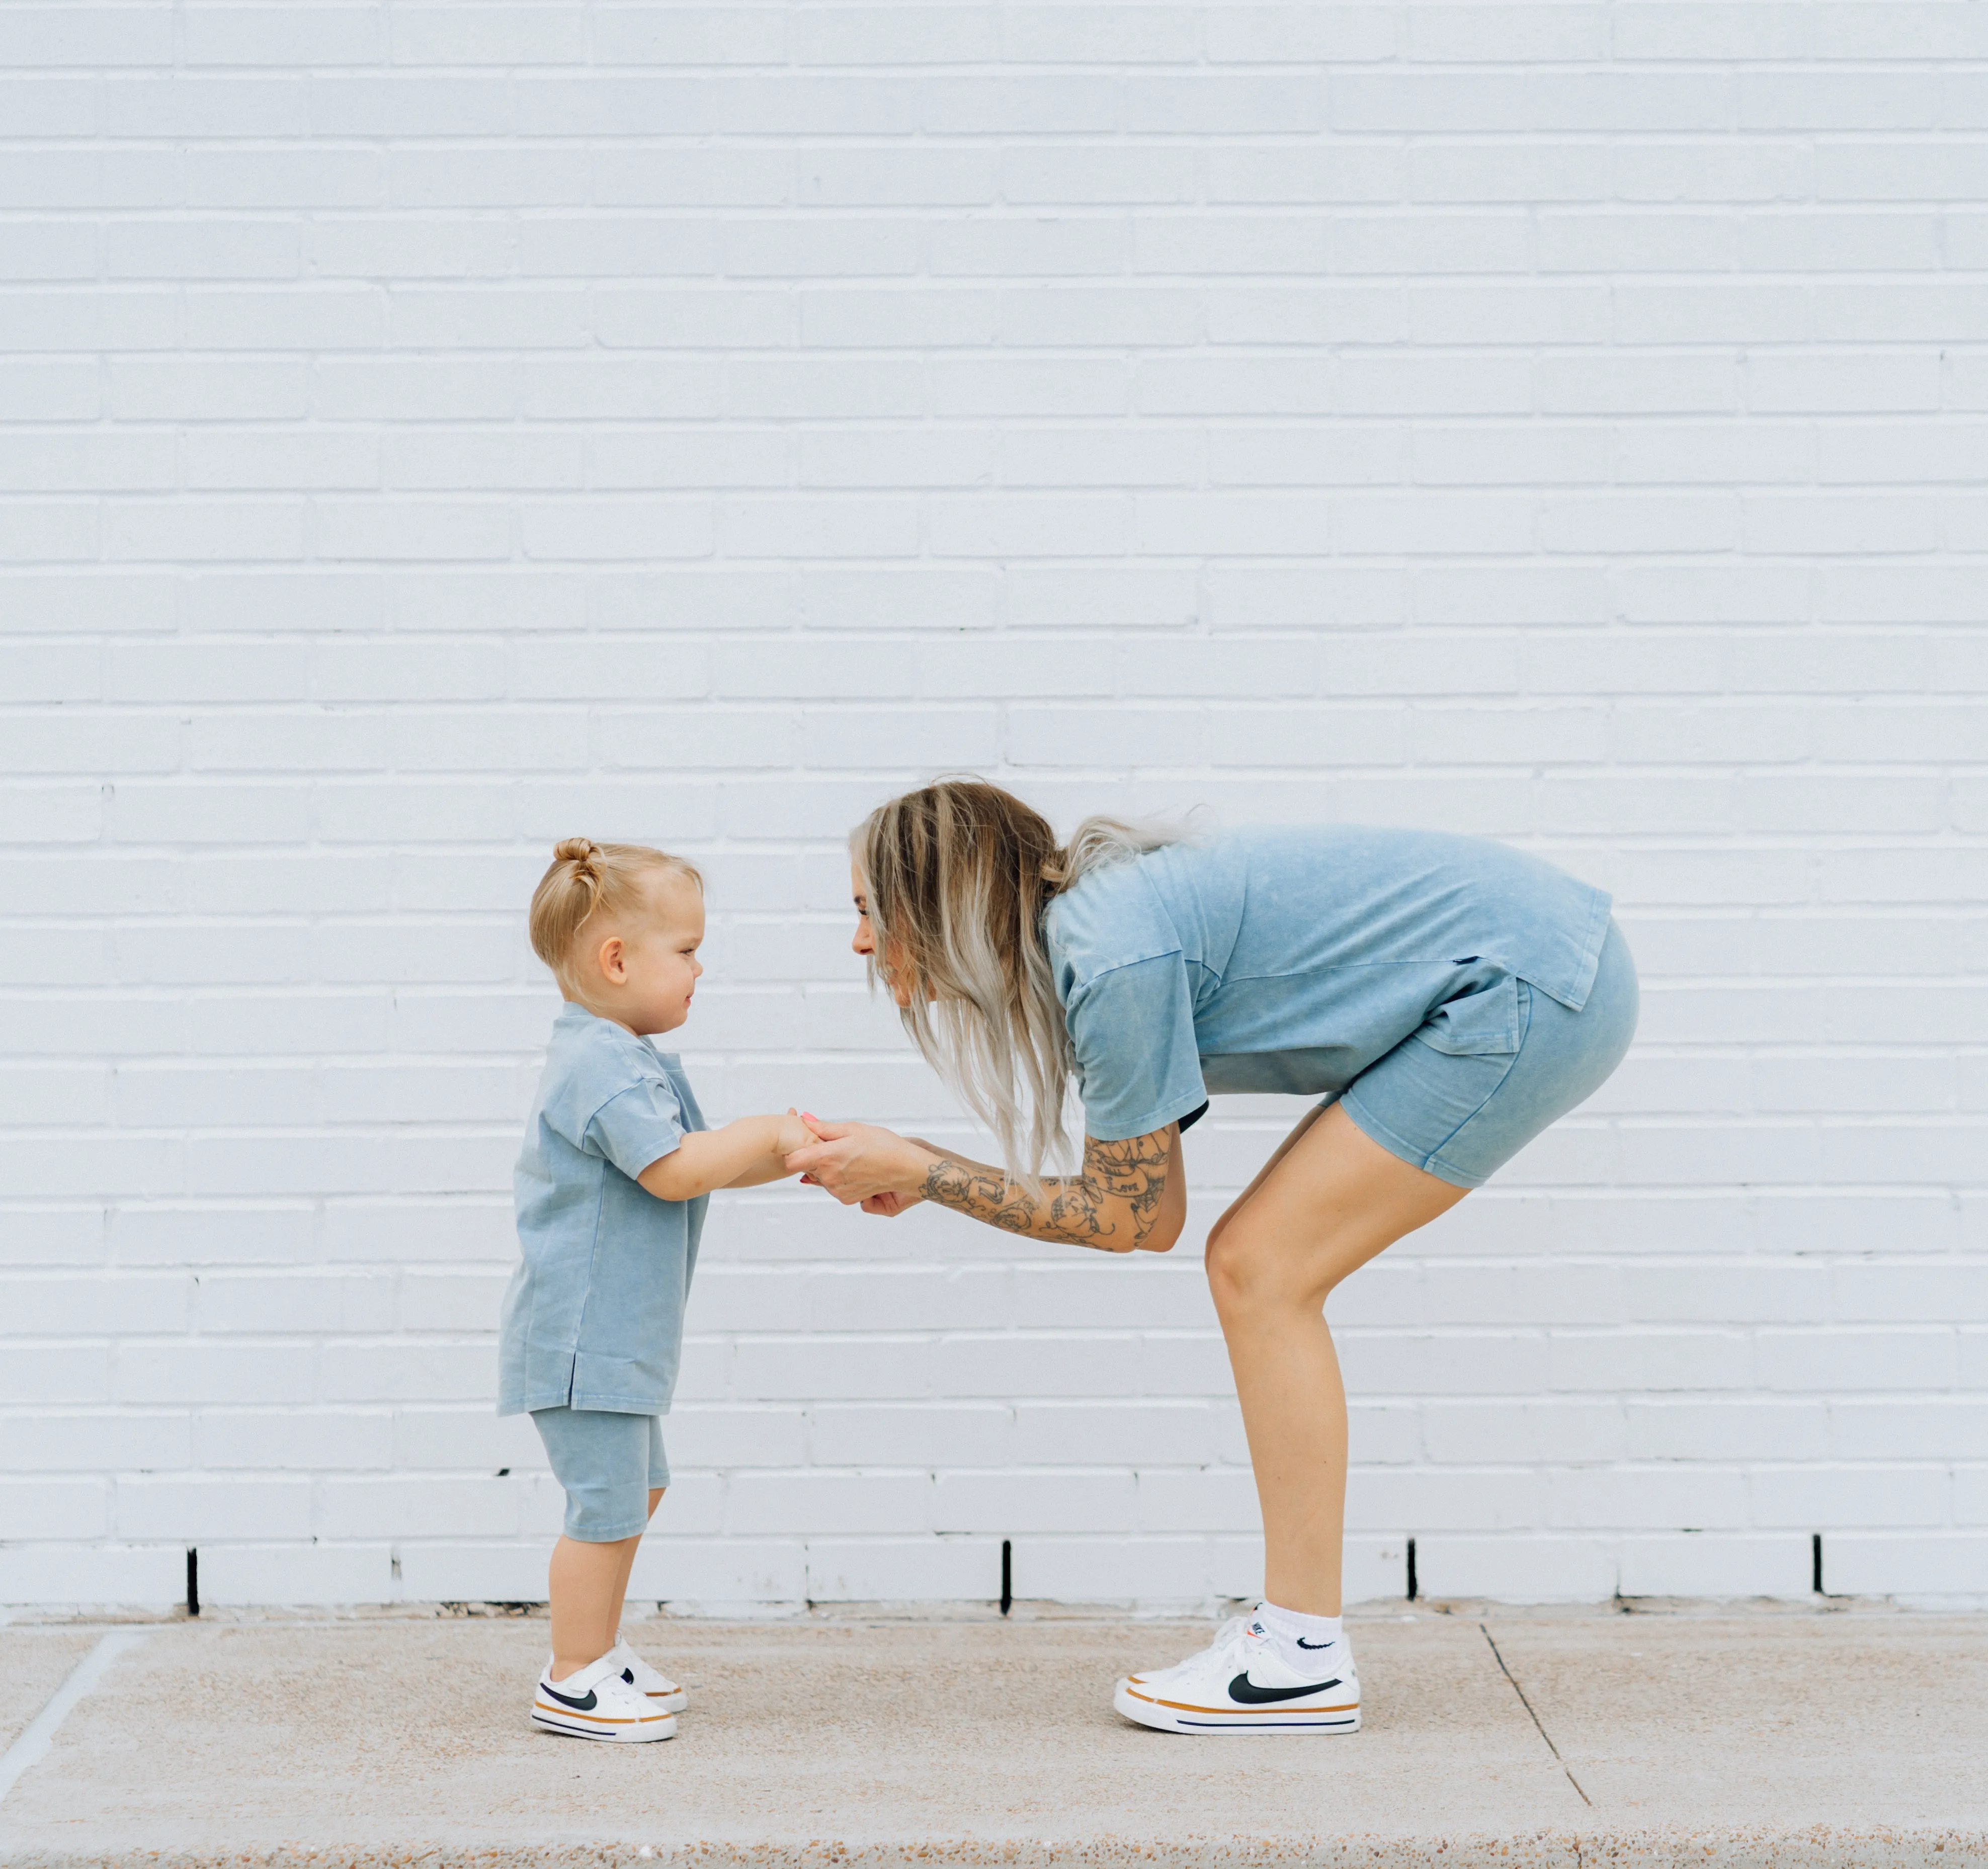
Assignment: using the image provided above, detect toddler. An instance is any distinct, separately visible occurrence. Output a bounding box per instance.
[498,837,809,1742]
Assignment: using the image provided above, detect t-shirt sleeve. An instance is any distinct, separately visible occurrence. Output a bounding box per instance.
[582,1078,687,1182]
[1062,953,1206,1143]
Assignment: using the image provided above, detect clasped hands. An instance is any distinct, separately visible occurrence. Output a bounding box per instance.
[783,1114,937,1217]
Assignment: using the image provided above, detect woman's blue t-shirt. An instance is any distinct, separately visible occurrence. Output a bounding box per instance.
[498,1003,707,1417]
[1042,825,1613,1142]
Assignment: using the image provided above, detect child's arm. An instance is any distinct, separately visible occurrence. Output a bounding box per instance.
[722,1116,811,1190]
[636,1111,811,1202]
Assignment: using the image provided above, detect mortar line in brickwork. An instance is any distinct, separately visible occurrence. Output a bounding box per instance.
[1478,1624,1591,1809]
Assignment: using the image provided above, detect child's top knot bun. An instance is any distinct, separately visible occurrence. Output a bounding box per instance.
[528,838,704,993]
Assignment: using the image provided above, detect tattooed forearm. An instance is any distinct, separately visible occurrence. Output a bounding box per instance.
[920,1130,1174,1250]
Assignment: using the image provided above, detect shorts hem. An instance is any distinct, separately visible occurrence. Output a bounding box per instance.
[561,1516,652,1544]
[1338,1091,1487,1191]
[566,1395,675,1416]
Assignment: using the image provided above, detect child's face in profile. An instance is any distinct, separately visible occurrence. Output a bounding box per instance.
[580,870,705,1035]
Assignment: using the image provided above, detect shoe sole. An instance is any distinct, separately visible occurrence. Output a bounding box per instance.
[532,1700,677,1742]
[1113,1678,1360,1735]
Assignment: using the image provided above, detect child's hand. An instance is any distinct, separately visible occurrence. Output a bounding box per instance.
[774,1108,814,1157]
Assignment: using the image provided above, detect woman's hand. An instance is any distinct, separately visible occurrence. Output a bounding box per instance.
[785,1116,935,1207]
[858,1135,940,1214]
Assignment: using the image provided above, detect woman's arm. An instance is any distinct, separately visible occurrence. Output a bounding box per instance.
[925,1127,1184,1252]
[638,1111,810,1201]
[787,1121,1185,1253]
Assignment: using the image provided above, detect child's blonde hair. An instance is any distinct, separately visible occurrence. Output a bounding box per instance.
[529,838,703,992]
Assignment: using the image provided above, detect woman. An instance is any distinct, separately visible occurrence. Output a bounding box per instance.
[786,779,1636,1736]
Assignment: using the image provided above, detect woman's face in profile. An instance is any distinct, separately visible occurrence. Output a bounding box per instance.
[850,860,918,1008]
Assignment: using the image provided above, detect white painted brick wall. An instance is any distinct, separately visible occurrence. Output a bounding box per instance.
[2,2,1984,1612]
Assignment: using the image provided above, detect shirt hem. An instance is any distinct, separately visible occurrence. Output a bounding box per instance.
[1533,888,1614,1014]
[1081,1086,1212,1145]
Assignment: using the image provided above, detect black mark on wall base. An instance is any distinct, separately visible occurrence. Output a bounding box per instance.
[186,1548,199,1618]
[1406,1537,1418,1602]
[1000,1539,1013,1616]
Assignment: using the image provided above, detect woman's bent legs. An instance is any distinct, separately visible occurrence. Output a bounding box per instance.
[1206,1103,1466,1616]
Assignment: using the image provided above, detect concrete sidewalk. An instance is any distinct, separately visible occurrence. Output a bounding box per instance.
[1,1601,1982,1867]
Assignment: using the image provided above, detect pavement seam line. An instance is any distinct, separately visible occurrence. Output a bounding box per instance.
[1477,1622,1592,1809]
[0,1630,152,1807]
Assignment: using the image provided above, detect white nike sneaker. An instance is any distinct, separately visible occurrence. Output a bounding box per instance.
[532,1651,677,1742]
[1114,1614,1360,1735]
[608,1632,687,1713]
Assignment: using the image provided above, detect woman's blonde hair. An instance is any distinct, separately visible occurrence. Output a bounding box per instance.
[528,837,702,993]
[851,778,1182,1186]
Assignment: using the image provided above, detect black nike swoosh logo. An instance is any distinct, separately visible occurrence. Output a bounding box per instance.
[1296,1636,1336,1650]
[541,1682,598,1711]
[1228,1672,1341,1704]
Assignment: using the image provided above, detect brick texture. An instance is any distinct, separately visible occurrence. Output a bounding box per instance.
[2,2,1984,1610]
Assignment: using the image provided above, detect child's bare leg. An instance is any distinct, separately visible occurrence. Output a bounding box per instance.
[605,1488,665,1638]
[548,1533,640,1680]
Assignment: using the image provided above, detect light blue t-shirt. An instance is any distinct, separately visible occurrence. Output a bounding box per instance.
[497,1003,707,1417]
[1043,825,1614,1142]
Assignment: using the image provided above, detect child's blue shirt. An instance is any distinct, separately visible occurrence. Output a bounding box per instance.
[497,1003,707,1417]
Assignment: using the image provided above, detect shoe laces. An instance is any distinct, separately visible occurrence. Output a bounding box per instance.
[1190,1614,1259,1669]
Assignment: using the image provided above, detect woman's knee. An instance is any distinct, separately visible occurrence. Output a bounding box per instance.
[1203,1226,1255,1318]
[1207,1214,1318,1317]
[1208,1206,1383,1321]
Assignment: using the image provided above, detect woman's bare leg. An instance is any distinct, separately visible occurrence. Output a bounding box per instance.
[1204,1102,1467,1615]
[1205,1103,1324,1255]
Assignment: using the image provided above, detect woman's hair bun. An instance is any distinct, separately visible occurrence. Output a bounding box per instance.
[553,836,598,865]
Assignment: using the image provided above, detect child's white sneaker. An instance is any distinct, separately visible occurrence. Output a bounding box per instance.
[1113,1615,1361,1735]
[532,1651,677,1742]
[608,1631,687,1713]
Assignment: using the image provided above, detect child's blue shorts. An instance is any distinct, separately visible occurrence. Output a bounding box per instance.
[1339,919,1639,1190]
[531,1405,670,1542]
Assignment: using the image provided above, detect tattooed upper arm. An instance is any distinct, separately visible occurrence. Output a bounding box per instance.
[920,1126,1178,1251]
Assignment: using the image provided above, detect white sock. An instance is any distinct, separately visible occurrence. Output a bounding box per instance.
[1253,1600,1346,1680]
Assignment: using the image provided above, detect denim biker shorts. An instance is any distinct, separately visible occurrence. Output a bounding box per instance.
[1338,919,1639,1190]
[531,1405,670,1542]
